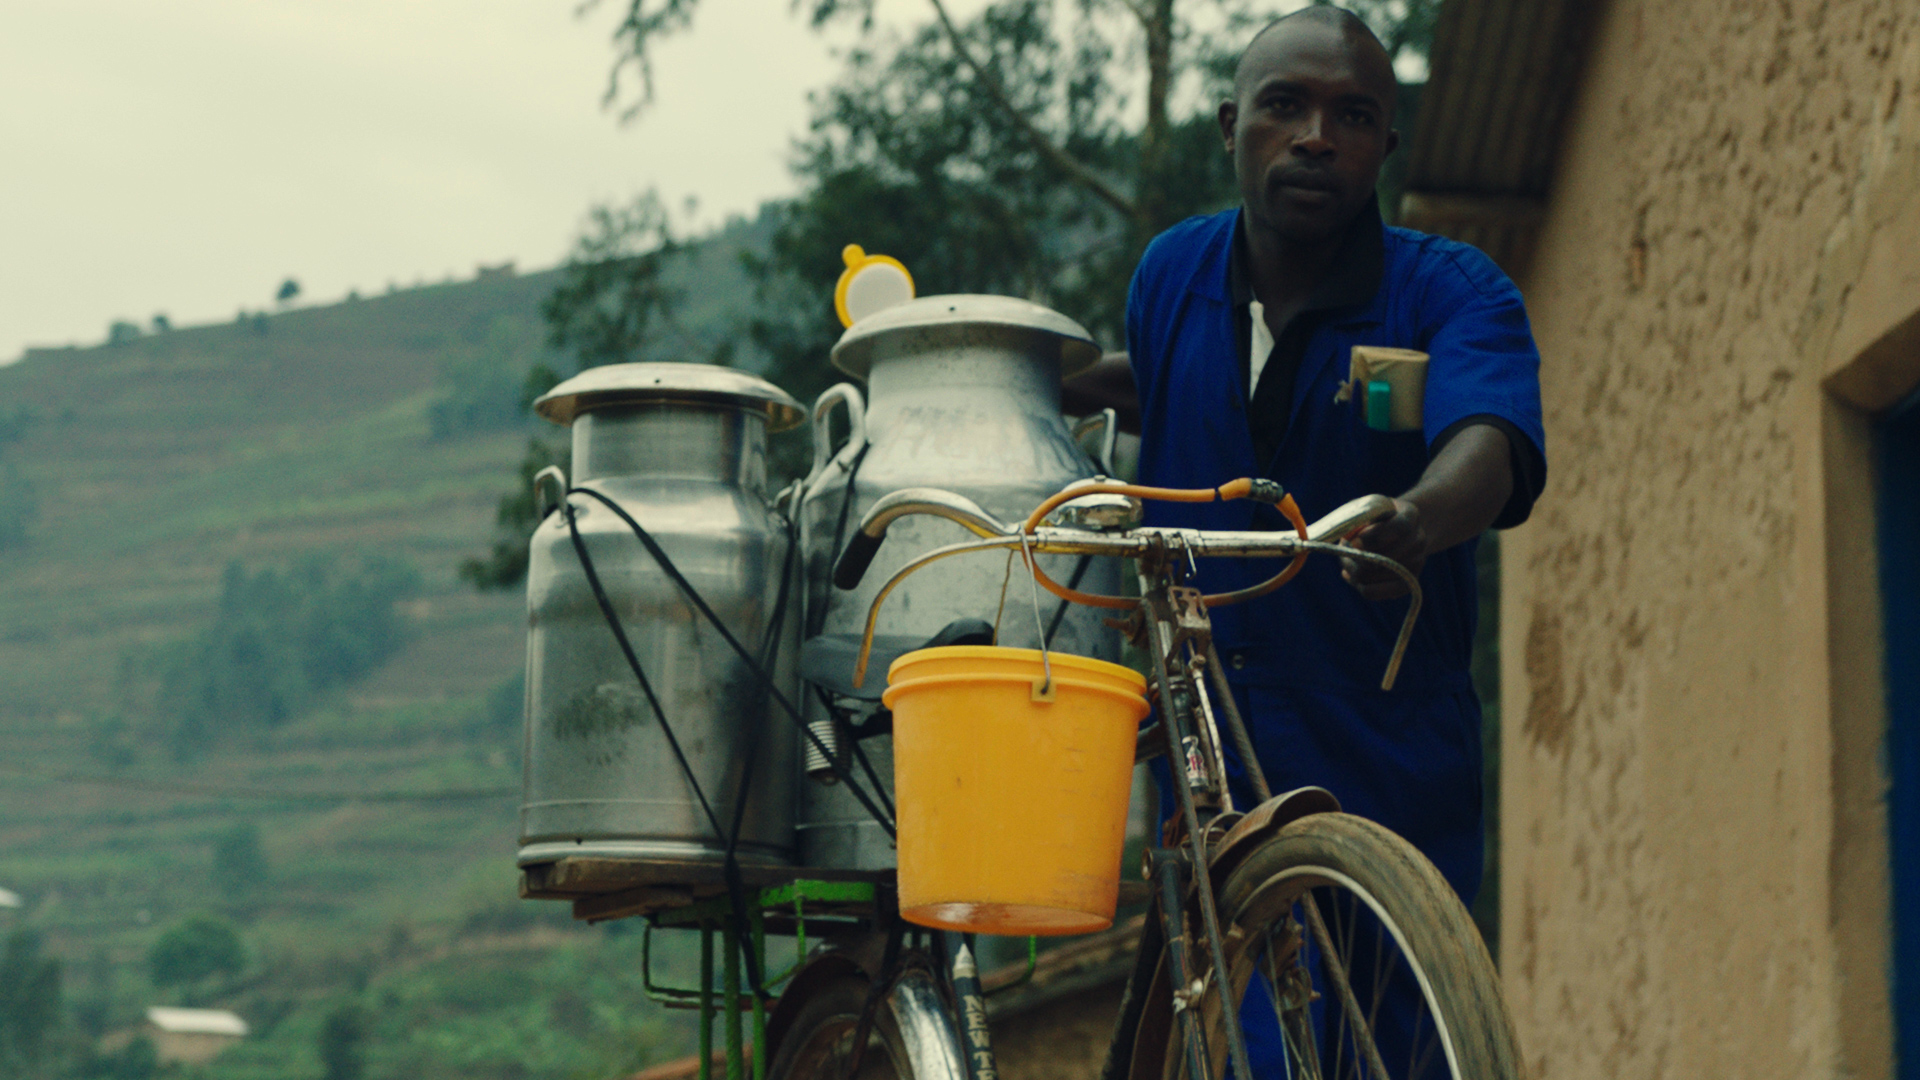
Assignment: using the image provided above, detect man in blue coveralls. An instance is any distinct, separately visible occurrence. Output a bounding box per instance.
[1070,6,1545,1074]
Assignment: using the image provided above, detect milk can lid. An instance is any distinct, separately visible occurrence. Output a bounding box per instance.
[534,362,805,431]
[830,294,1101,380]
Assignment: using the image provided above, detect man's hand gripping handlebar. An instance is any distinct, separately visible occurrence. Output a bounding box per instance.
[830,480,1424,691]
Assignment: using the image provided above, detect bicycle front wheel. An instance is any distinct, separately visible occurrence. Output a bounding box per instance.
[767,967,968,1080]
[1197,812,1520,1080]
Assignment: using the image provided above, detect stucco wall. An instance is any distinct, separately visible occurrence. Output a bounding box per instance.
[1502,2,1920,1078]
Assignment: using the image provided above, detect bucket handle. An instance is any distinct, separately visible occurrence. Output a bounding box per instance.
[1017,528,1054,696]
[881,671,1153,711]
[803,384,867,499]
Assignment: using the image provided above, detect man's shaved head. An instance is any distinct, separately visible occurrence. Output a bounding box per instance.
[1218,5,1401,246]
[1233,7,1398,120]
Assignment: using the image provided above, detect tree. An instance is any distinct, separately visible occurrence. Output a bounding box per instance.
[317,1003,368,1080]
[275,278,301,306]
[143,554,422,756]
[106,320,141,345]
[150,314,171,333]
[458,438,569,590]
[212,822,268,898]
[427,316,551,439]
[0,931,63,1078]
[467,0,1436,590]
[575,0,1434,392]
[146,914,245,991]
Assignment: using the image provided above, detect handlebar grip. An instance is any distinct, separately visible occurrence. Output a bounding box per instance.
[833,531,886,590]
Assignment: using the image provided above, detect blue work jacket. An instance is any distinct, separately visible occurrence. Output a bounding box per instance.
[1126,208,1546,696]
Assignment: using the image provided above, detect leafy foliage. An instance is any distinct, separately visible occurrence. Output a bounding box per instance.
[426,316,551,440]
[212,822,269,899]
[317,1003,368,1080]
[548,0,1438,417]
[78,1037,156,1080]
[0,931,64,1078]
[143,555,423,755]
[0,268,695,1080]
[458,440,570,591]
[147,914,245,991]
[540,194,693,370]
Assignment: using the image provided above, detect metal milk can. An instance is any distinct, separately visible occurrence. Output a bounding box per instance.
[518,363,803,874]
[795,295,1120,871]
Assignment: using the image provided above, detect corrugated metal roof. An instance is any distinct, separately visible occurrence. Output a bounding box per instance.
[146,1007,249,1037]
[1400,0,1606,274]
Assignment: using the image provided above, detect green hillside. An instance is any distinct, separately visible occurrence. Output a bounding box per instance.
[0,266,744,1080]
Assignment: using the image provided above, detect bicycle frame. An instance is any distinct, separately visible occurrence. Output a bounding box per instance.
[828,478,1421,1080]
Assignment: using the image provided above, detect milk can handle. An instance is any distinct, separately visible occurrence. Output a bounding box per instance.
[1071,408,1119,477]
[804,384,868,495]
[533,466,568,521]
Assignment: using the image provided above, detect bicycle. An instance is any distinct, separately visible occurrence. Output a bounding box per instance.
[611,475,1519,1080]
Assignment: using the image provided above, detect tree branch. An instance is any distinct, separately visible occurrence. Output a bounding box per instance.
[920,0,1141,222]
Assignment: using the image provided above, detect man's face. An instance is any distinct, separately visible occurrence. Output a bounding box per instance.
[1220,23,1398,245]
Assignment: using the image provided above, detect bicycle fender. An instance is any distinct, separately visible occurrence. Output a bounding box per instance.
[764,951,867,1059]
[1124,947,1175,1080]
[1208,786,1341,887]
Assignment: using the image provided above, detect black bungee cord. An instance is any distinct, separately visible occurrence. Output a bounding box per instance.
[559,456,902,1001]
[561,499,781,1002]
[565,486,897,837]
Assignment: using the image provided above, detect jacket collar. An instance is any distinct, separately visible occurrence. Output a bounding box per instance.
[1187,194,1386,322]
[1229,194,1385,318]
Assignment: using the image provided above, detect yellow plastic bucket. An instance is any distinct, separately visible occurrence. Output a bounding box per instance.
[883,645,1150,935]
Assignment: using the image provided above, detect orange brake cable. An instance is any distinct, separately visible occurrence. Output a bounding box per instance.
[1017,479,1312,609]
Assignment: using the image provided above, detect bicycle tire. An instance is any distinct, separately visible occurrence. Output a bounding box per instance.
[1189,812,1520,1080]
[768,969,968,1080]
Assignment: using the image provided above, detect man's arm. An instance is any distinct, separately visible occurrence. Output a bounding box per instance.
[1060,354,1141,434]
[1342,423,1513,600]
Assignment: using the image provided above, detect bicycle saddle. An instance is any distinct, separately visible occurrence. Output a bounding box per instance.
[799,618,996,701]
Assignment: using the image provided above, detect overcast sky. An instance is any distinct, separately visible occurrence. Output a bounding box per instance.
[0,0,884,363]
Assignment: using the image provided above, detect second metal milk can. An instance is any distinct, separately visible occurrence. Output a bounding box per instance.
[519,363,803,877]
[795,295,1122,871]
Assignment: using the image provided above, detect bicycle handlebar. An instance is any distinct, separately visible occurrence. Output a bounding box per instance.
[831,485,1398,592]
[830,482,1421,691]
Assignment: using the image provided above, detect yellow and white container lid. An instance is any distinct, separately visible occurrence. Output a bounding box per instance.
[834,244,916,327]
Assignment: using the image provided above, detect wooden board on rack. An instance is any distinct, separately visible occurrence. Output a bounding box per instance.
[520,856,887,903]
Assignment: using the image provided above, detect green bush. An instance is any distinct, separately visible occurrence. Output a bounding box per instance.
[427,317,550,440]
[0,931,64,1077]
[147,914,245,990]
[149,554,422,755]
[317,1003,368,1080]
[212,822,269,899]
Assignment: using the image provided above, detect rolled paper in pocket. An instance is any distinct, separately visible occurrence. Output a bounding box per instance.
[1338,346,1428,432]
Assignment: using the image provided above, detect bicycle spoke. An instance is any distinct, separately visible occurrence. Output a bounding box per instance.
[1303,893,1394,1080]
[1368,916,1393,1058]
[1407,1008,1436,1080]
[1261,926,1319,1080]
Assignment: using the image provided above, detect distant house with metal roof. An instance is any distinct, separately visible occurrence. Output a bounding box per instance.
[143,1007,249,1066]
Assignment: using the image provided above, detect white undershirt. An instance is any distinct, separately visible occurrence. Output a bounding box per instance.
[1248,298,1274,392]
